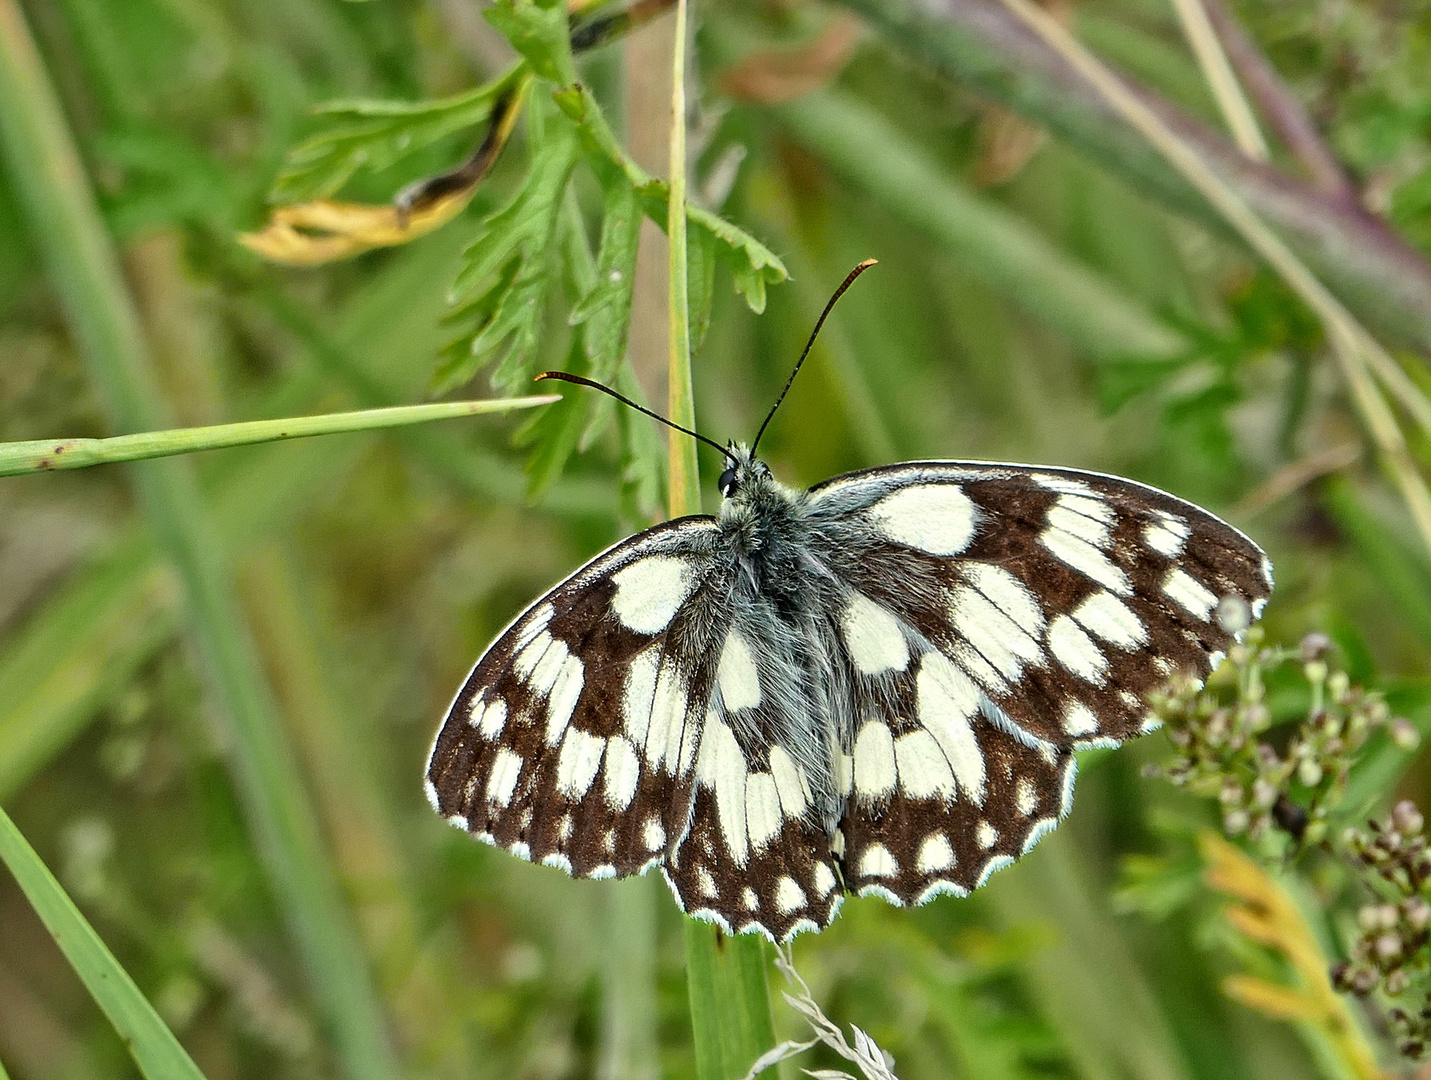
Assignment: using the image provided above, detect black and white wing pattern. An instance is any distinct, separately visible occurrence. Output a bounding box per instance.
[804,461,1272,910]
[429,453,1272,943]
[426,517,730,880]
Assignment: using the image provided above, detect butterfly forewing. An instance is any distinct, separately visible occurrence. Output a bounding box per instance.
[427,517,729,877]
[808,463,1273,749]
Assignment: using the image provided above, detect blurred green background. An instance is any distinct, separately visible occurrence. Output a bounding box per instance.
[2,0,1431,1078]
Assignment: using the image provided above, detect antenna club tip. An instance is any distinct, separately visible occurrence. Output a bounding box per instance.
[857,258,877,269]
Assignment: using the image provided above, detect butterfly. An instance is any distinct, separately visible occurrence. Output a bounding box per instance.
[425,262,1273,942]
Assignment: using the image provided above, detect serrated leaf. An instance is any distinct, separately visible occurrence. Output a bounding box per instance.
[485,0,576,86]
[272,75,517,203]
[436,104,579,396]
[555,83,788,314]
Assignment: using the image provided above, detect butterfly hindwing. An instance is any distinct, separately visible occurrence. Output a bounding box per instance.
[835,639,1077,903]
[664,610,846,940]
[426,517,729,877]
[808,462,1273,749]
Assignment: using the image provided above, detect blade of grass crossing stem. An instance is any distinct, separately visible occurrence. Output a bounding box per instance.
[0,804,208,1080]
[666,3,777,1076]
[0,396,557,477]
[683,921,780,1080]
[0,7,401,1080]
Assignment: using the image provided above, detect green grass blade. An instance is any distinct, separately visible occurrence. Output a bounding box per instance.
[684,922,779,1080]
[0,6,402,1080]
[774,89,1187,362]
[0,396,557,476]
[667,3,777,1075]
[0,804,209,1080]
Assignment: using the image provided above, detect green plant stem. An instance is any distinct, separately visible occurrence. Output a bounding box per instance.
[0,803,207,1080]
[0,6,400,1080]
[666,4,776,1076]
[0,397,556,477]
[666,0,699,510]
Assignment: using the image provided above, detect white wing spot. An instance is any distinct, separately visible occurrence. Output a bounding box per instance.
[555,730,604,798]
[470,697,509,738]
[545,655,584,745]
[743,887,760,911]
[841,592,909,675]
[558,814,573,842]
[697,867,718,898]
[622,647,660,746]
[868,484,978,555]
[1144,511,1190,557]
[717,630,761,711]
[965,563,1046,638]
[603,736,641,809]
[768,745,809,818]
[894,730,957,799]
[1047,614,1108,684]
[745,772,783,852]
[951,581,1043,682]
[775,876,807,914]
[529,635,571,696]
[853,720,897,801]
[1032,473,1093,496]
[486,748,524,807]
[644,660,688,772]
[917,833,955,873]
[610,556,695,633]
[1062,700,1099,737]
[643,816,665,852]
[1072,590,1148,649]
[542,853,572,872]
[1047,493,1114,546]
[916,654,987,803]
[513,630,557,680]
[1040,523,1131,595]
[859,843,898,878]
[1015,777,1037,816]
[696,720,749,867]
[813,862,837,897]
[976,821,998,849]
[1163,567,1218,620]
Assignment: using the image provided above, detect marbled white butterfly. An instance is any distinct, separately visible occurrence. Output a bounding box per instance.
[425,263,1273,942]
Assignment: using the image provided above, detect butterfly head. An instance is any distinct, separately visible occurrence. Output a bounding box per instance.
[716,443,770,501]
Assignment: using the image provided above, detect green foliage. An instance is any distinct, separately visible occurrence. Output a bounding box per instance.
[272,80,520,204]
[7,1,1431,1079]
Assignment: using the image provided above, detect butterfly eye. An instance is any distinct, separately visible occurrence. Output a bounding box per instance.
[718,466,739,497]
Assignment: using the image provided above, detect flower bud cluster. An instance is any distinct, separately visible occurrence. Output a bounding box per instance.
[1147,630,1412,846]
[1333,802,1431,1057]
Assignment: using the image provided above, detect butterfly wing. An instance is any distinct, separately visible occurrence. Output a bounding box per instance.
[804,461,1271,905]
[426,516,731,878]
[807,462,1272,749]
[662,606,847,941]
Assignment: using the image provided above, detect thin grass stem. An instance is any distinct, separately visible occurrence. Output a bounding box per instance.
[1169,0,1268,159]
[0,397,556,477]
[0,804,208,1080]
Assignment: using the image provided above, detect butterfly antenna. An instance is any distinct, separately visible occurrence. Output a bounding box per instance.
[535,371,735,463]
[750,258,877,456]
